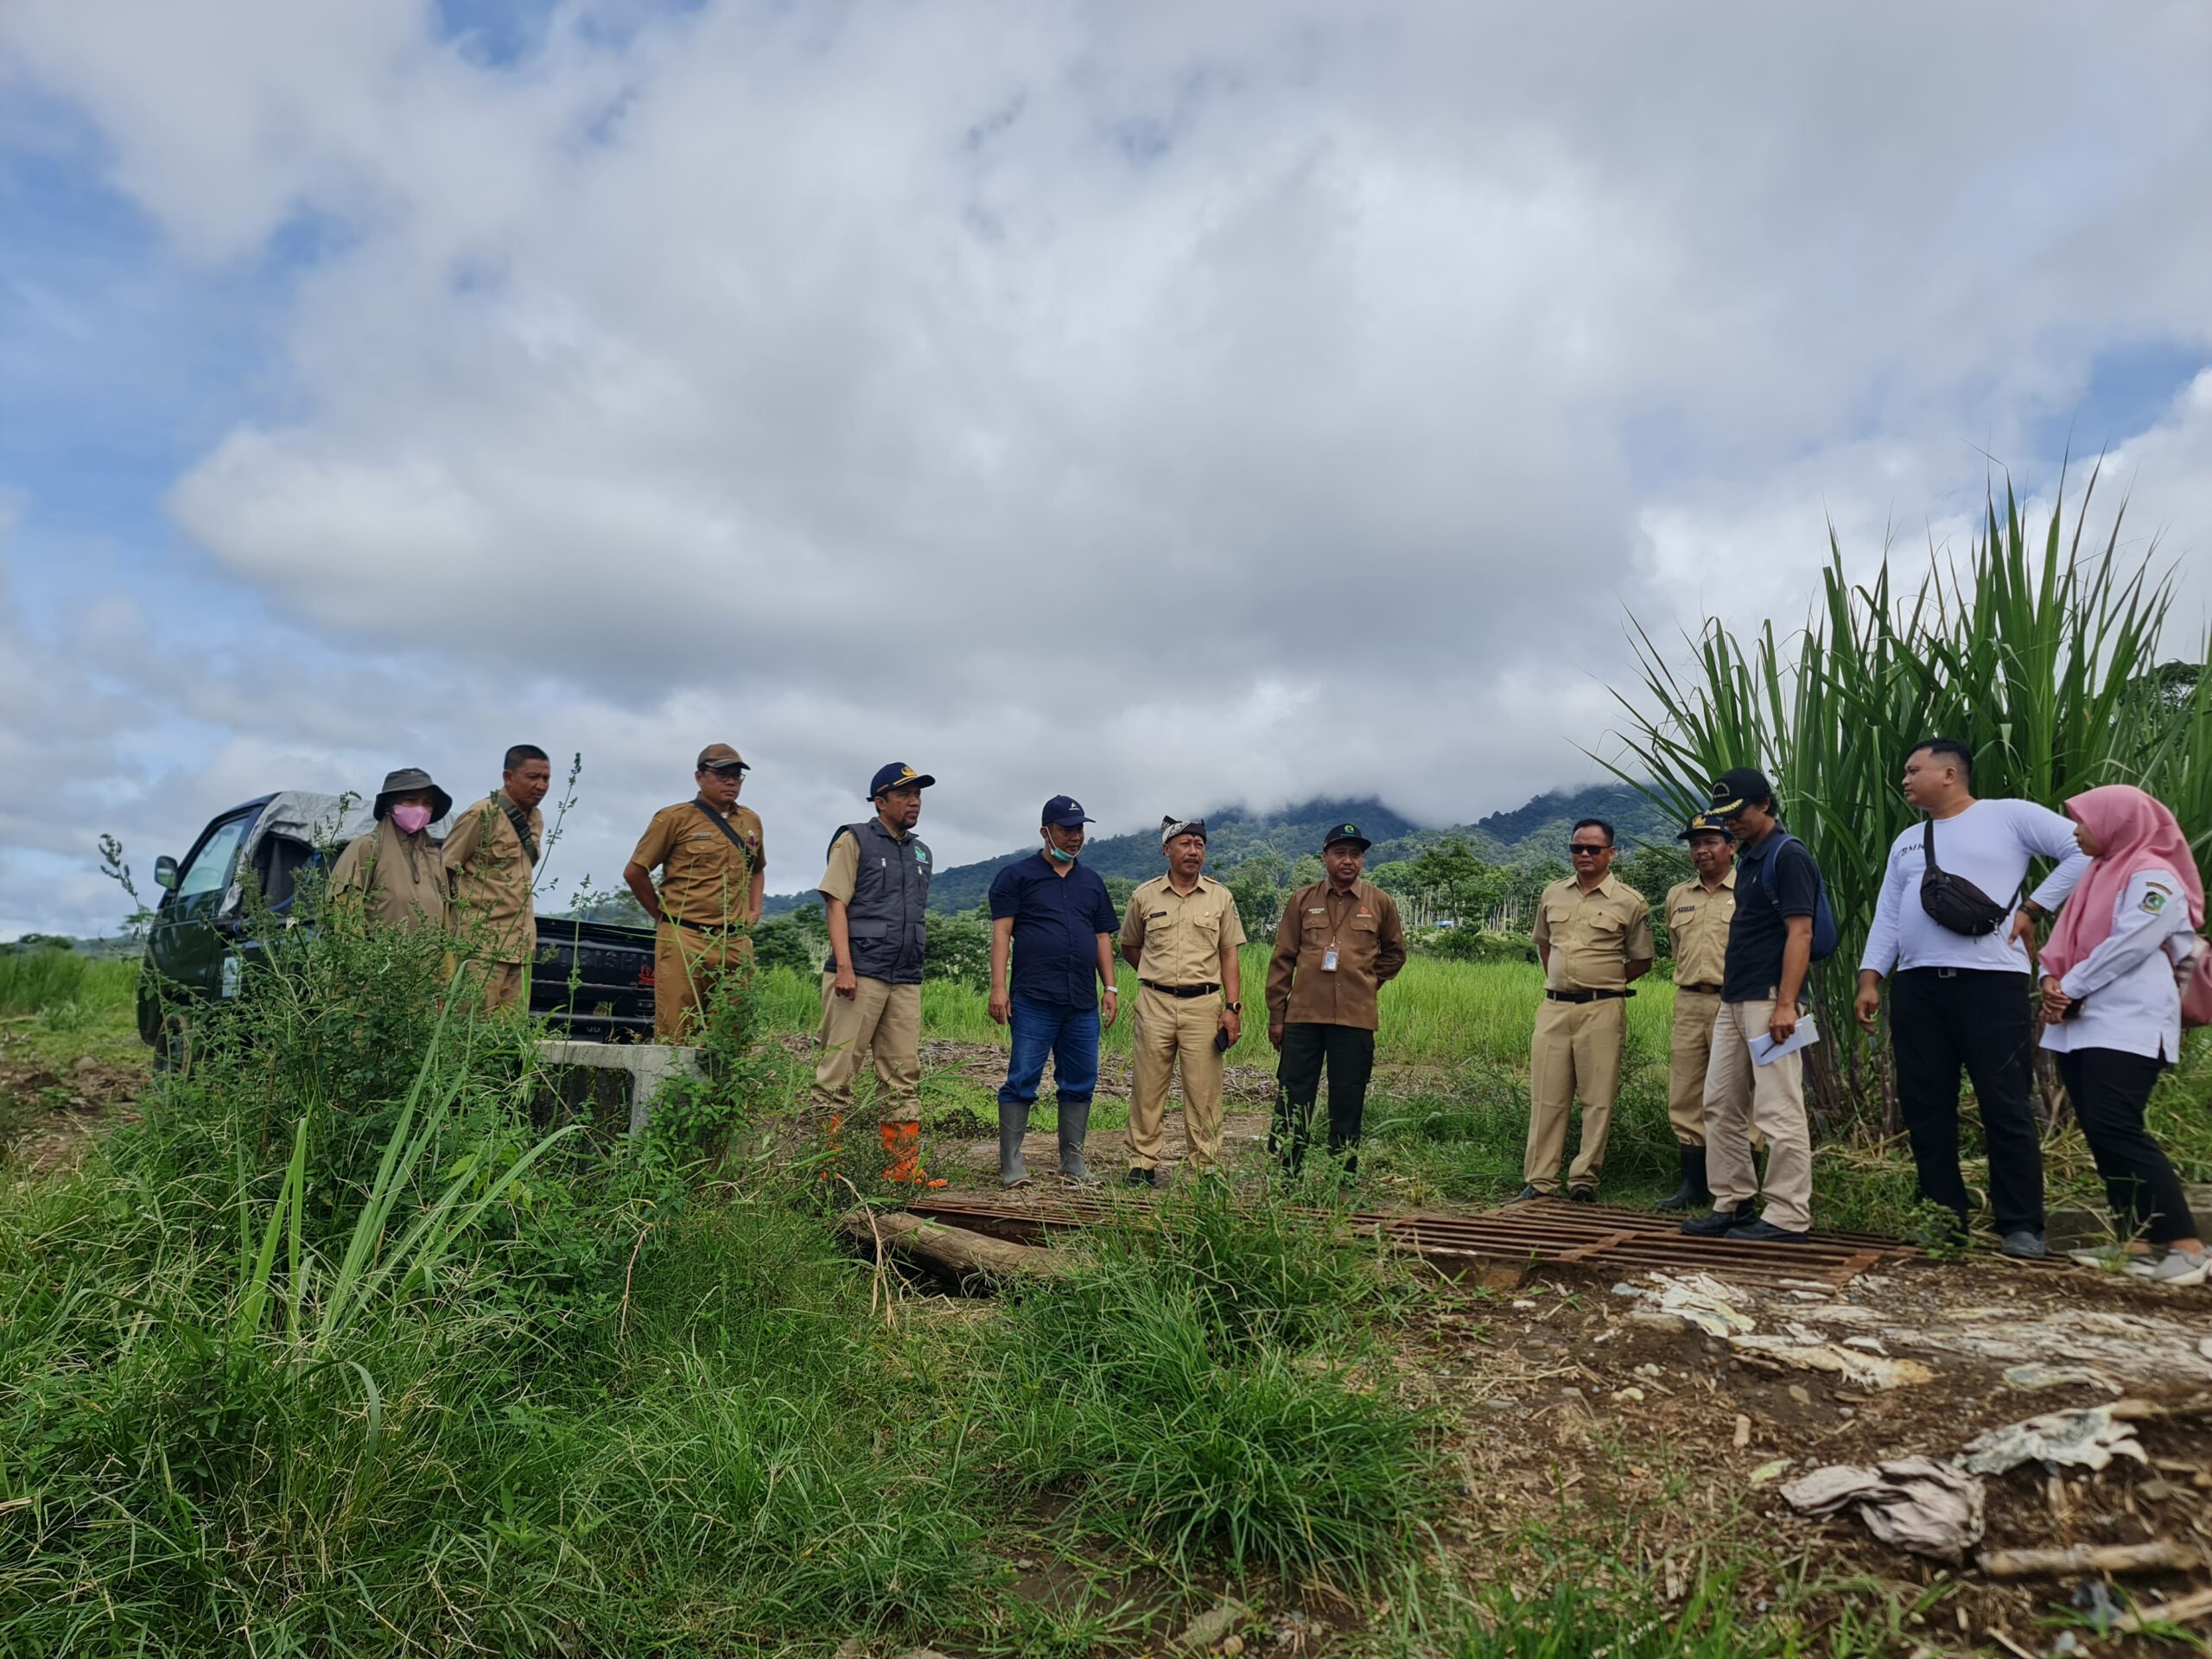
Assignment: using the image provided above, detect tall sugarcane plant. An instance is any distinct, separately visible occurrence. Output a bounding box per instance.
[1605,463,2210,1133]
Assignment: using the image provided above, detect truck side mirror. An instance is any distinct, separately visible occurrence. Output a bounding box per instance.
[155,855,180,891]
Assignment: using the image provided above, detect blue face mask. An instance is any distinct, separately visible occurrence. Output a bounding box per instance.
[1046,838,1077,862]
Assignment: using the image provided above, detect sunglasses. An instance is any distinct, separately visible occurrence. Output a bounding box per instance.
[1568,842,1610,855]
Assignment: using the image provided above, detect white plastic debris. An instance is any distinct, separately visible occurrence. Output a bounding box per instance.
[1729,1334,1934,1389]
[1961,1406,2146,1476]
[1779,1458,1986,1563]
[1646,1273,1755,1338]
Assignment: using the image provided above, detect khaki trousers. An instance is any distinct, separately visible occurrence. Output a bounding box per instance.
[1128,985,1227,1171]
[479,960,526,1012]
[653,924,753,1043]
[1703,997,1814,1233]
[1523,995,1625,1193]
[1667,988,1721,1147]
[811,975,923,1123]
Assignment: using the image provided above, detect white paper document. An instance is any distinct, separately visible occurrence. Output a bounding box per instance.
[1748,1014,1819,1067]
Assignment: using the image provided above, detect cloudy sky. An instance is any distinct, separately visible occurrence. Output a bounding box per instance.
[4,0,2210,938]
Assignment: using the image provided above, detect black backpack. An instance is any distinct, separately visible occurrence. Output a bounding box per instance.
[1916,817,2016,937]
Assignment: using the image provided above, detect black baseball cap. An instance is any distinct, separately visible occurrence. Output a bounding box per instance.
[868,762,935,800]
[1319,821,1371,853]
[1040,794,1094,828]
[1676,811,1736,842]
[1707,767,1774,817]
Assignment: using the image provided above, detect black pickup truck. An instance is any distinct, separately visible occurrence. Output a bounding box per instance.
[139,791,655,1057]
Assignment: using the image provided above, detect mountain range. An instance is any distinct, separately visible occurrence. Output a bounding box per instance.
[759,781,1676,917]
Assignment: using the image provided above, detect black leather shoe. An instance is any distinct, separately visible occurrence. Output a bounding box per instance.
[1567,1185,1597,1204]
[1123,1166,1156,1187]
[1730,1217,1809,1243]
[1510,1185,1546,1202]
[1681,1204,1754,1236]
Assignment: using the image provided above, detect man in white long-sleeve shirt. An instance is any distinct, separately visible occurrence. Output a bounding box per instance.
[1853,739,2089,1258]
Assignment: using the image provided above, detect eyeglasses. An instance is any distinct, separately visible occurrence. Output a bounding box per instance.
[1568,842,1610,856]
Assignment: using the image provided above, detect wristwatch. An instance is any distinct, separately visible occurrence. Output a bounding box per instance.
[1224,1000,1243,1013]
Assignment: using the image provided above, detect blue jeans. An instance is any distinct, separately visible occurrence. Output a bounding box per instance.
[998,994,1100,1109]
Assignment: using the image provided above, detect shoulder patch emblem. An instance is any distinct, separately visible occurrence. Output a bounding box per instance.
[2141,886,2170,912]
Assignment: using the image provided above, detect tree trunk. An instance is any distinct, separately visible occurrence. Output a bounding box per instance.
[839,1208,1064,1282]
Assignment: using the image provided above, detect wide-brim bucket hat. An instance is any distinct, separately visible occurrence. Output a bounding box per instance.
[372,766,454,823]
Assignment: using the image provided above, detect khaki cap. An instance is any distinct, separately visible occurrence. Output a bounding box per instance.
[696,743,748,772]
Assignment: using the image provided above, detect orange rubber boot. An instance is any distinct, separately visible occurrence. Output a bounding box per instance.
[883,1120,949,1189]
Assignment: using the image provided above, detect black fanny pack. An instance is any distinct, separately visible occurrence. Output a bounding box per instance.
[1917,818,2016,938]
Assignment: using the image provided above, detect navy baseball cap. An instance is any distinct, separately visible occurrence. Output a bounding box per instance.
[1040,794,1094,828]
[868,762,935,800]
[1319,821,1371,853]
[1708,767,1774,817]
[1676,811,1735,842]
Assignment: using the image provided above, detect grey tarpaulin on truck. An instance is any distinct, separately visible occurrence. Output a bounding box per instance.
[219,791,378,920]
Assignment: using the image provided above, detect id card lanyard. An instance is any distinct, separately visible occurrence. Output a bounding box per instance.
[1322,888,1351,972]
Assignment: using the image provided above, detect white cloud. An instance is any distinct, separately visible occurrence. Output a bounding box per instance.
[3,1,2211,936]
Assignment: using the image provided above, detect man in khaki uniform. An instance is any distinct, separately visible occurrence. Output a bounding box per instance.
[1516,817,1655,1202]
[814,762,943,1187]
[327,766,452,931]
[442,744,552,1011]
[1266,822,1406,1176]
[1120,817,1246,1185]
[622,743,766,1043]
[1656,811,1736,1211]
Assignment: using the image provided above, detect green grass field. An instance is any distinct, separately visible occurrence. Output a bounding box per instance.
[0,950,137,1018]
[752,946,1677,1071]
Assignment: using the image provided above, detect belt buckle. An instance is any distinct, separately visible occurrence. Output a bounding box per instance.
[1936,966,1959,980]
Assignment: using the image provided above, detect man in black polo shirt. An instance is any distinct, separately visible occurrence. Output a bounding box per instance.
[1683,766,1822,1243]
[987,796,1122,1187]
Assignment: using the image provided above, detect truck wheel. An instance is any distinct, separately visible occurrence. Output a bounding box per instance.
[153,1014,193,1075]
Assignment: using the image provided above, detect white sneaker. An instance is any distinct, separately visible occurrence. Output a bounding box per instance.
[2069,1246,2138,1271]
[2144,1249,2209,1287]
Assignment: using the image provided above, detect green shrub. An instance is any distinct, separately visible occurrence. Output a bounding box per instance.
[1422,926,1536,965]
[924,912,992,988]
[750,914,817,974]
[987,1185,1433,1583]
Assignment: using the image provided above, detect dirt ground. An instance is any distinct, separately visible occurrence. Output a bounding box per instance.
[800,1044,2212,1652]
[0,1029,145,1175]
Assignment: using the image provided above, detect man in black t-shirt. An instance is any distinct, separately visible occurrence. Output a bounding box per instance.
[1682,766,1821,1243]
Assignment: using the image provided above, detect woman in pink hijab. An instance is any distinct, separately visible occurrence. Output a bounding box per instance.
[2038,784,2204,1286]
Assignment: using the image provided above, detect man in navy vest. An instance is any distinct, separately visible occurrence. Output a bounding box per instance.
[813,763,943,1187]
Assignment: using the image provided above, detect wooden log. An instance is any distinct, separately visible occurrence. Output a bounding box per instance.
[1977,1540,2201,1579]
[2114,1584,2212,1633]
[840,1209,1064,1281]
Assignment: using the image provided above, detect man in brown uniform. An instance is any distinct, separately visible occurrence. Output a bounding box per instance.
[622,744,766,1044]
[442,744,552,1011]
[1656,812,1736,1211]
[1266,822,1406,1176]
[1120,816,1246,1186]
[1516,817,1655,1203]
[327,766,452,931]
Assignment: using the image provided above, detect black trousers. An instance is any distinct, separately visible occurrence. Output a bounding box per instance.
[1890,968,2044,1234]
[2056,1047,2200,1246]
[1273,1023,1376,1173]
